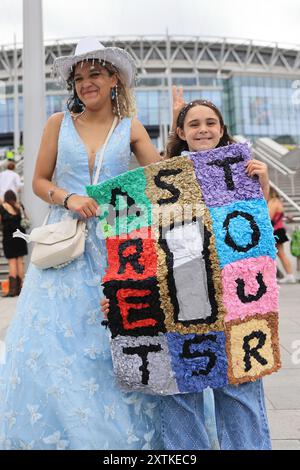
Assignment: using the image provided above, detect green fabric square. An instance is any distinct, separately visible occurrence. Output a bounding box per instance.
[86,167,152,237]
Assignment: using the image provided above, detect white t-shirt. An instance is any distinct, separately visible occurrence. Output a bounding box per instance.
[0,169,23,200]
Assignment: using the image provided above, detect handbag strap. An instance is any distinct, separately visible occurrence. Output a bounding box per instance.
[19,204,24,218]
[17,116,119,239]
[92,116,118,186]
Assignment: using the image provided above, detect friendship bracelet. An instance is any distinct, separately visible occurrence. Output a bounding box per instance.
[63,193,76,210]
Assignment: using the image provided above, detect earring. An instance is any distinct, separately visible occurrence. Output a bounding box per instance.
[111,88,116,100]
[114,84,121,119]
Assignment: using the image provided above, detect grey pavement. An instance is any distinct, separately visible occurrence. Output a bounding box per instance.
[0,283,300,449]
[263,283,300,450]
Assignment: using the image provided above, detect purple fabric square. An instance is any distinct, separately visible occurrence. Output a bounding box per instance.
[188,143,263,207]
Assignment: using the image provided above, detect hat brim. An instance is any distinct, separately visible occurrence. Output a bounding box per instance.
[53,46,136,88]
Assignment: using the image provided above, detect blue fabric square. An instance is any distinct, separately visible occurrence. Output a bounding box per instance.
[167,332,228,393]
[210,199,276,268]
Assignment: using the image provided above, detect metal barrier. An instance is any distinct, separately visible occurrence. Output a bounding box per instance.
[252,146,297,196]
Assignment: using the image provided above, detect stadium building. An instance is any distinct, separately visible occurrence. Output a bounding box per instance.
[1,35,300,149]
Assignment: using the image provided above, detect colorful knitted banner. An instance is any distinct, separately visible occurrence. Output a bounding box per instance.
[86,142,281,395]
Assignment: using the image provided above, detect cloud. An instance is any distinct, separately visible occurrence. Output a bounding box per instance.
[0,0,22,45]
[0,0,299,46]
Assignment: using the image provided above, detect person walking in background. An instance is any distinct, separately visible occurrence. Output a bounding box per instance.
[268,187,296,283]
[0,190,28,297]
[0,161,23,203]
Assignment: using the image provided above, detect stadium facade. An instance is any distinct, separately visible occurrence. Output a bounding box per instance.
[1,35,300,148]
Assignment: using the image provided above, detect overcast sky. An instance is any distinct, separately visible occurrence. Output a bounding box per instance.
[0,0,299,47]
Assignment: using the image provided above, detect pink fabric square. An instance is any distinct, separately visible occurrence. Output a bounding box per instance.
[222,256,278,322]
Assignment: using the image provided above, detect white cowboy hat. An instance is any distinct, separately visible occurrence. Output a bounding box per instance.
[52,37,136,88]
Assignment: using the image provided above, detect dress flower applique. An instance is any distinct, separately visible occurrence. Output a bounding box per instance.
[0,435,12,450]
[101,347,113,362]
[102,441,110,450]
[46,386,65,399]
[82,378,100,398]
[104,403,116,420]
[83,344,101,360]
[86,309,101,326]
[56,317,75,338]
[6,343,13,354]
[126,426,139,444]
[41,280,57,299]
[34,317,50,336]
[10,370,21,390]
[73,407,91,425]
[96,221,106,241]
[15,336,28,353]
[26,405,42,426]
[122,394,143,415]
[61,283,77,299]
[84,275,102,287]
[63,325,74,338]
[57,162,72,178]
[74,259,87,271]
[25,350,43,372]
[144,402,158,419]
[104,166,112,179]
[142,429,155,450]
[19,440,35,450]
[57,355,76,382]
[24,305,37,328]
[43,431,69,450]
[4,411,17,430]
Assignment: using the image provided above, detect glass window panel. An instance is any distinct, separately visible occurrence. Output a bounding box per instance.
[135,91,148,107]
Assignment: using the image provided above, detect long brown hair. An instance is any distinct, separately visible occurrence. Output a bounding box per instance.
[268,187,280,200]
[66,60,136,118]
[166,99,235,158]
[4,190,19,213]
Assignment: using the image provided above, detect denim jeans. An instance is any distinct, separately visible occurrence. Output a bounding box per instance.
[160,379,272,450]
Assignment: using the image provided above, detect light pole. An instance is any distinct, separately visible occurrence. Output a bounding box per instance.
[23,0,47,230]
[13,34,20,155]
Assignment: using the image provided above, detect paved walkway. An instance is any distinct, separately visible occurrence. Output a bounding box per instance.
[0,283,300,450]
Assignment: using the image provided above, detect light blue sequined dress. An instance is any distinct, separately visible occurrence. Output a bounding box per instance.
[0,112,163,450]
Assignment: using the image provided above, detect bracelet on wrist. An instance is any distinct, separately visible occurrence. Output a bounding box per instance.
[63,193,76,210]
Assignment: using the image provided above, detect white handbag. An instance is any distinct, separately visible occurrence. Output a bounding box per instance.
[14,217,87,269]
[13,116,118,270]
